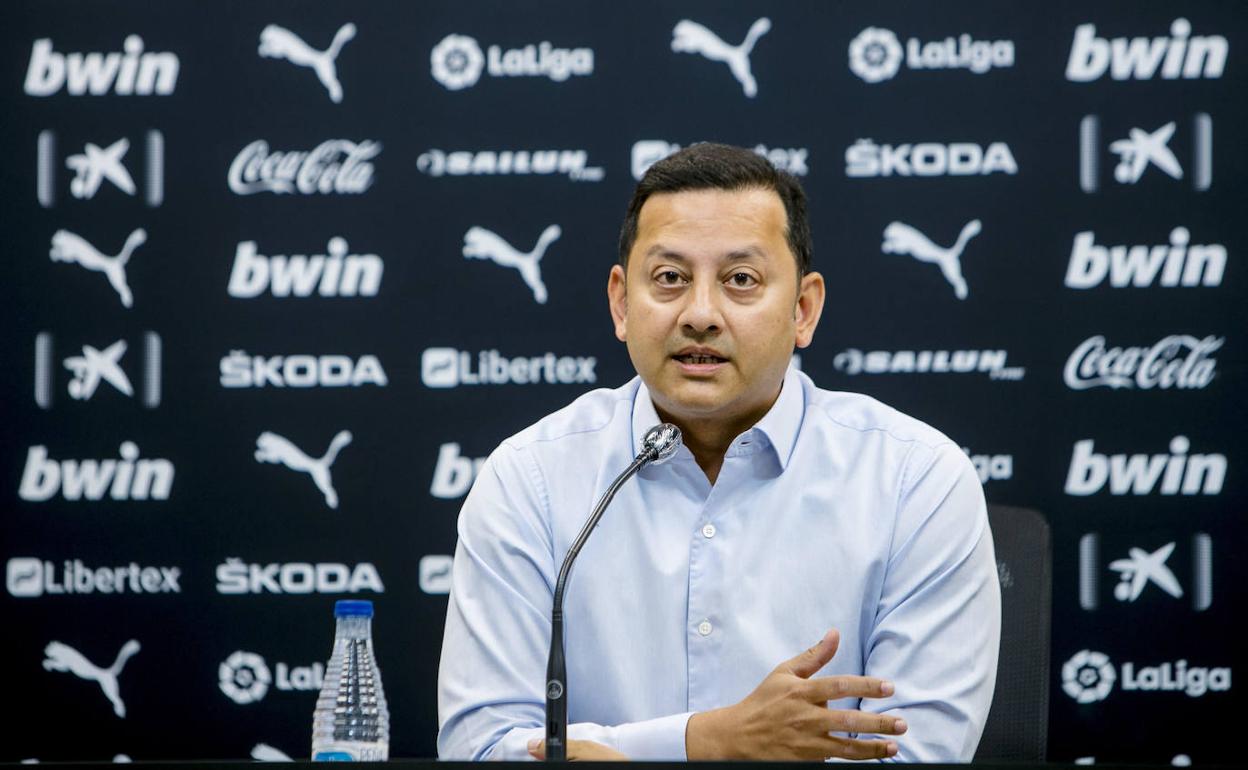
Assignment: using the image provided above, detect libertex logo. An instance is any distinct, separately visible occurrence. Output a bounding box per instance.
[8,557,181,597]
[421,348,597,388]
[37,130,164,208]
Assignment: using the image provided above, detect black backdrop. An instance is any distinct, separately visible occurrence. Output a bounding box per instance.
[2,0,1244,764]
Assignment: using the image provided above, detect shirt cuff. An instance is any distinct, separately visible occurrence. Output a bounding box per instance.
[613,712,694,760]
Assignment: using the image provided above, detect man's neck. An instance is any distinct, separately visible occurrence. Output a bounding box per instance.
[653,386,782,486]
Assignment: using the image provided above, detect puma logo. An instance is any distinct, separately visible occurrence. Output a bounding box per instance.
[43,639,140,718]
[258,23,357,103]
[255,430,352,509]
[49,228,145,308]
[671,17,771,97]
[881,220,982,300]
[463,225,561,304]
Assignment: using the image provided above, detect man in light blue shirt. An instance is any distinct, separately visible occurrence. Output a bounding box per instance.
[437,143,1000,762]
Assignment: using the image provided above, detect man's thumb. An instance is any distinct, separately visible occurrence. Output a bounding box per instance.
[782,629,840,679]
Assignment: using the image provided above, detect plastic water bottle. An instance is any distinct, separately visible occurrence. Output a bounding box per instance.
[311,600,390,761]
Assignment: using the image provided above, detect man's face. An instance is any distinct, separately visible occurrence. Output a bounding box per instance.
[608,187,824,430]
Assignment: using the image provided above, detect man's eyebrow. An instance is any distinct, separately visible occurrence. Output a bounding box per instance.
[642,245,768,262]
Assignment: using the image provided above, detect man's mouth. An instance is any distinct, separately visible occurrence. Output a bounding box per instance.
[674,354,726,364]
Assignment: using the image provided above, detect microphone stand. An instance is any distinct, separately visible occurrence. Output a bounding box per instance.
[545,425,679,761]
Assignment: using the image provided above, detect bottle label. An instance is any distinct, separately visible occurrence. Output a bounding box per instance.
[313,751,357,761]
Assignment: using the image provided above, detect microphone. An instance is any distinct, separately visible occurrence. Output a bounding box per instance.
[544,423,682,761]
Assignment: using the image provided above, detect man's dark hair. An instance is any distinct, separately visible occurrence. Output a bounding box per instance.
[618,142,812,275]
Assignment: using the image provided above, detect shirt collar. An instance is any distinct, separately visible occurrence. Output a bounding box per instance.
[630,364,805,471]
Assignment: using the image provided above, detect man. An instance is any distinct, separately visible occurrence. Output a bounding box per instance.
[437,143,1000,761]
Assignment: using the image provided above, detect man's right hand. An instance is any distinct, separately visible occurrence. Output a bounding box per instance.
[685,629,907,761]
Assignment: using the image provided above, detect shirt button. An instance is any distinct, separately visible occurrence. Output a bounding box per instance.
[702,523,716,538]
[698,620,713,636]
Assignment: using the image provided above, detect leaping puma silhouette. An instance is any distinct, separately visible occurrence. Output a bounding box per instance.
[43,639,141,718]
[881,220,981,300]
[255,430,353,509]
[463,225,561,304]
[50,228,145,308]
[258,23,357,103]
[671,18,771,97]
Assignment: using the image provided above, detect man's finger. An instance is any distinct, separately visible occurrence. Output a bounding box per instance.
[778,628,840,679]
[824,735,900,761]
[822,709,908,736]
[806,674,895,702]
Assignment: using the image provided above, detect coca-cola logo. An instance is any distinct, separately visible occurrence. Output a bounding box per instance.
[227,139,379,195]
[1064,335,1222,391]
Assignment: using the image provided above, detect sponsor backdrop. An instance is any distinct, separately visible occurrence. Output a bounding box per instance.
[1,0,1244,764]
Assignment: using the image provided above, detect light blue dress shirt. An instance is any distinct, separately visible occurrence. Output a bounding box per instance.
[437,366,1000,762]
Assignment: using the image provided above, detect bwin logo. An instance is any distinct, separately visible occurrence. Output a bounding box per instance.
[881,220,981,300]
[463,225,560,304]
[25,36,180,96]
[1065,228,1225,289]
[229,238,383,298]
[258,23,357,103]
[671,18,771,98]
[19,443,174,502]
[216,558,384,594]
[254,431,352,509]
[49,228,145,308]
[1065,437,1226,496]
[43,640,141,717]
[431,443,486,499]
[1066,19,1227,82]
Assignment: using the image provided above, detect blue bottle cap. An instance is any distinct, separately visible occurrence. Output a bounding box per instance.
[334,599,374,618]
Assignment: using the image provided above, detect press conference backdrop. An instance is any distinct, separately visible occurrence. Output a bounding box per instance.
[2,0,1244,763]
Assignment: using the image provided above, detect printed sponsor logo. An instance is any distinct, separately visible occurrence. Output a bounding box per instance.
[833,348,1024,380]
[229,237,383,298]
[258,22,356,103]
[43,639,141,717]
[962,449,1013,484]
[849,27,1014,83]
[430,33,593,90]
[216,558,383,594]
[419,555,454,595]
[431,443,486,499]
[253,430,353,510]
[25,36,179,96]
[37,130,164,208]
[1066,228,1225,288]
[881,220,981,299]
[1078,532,1212,611]
[417,148,603,181]
[670,17,771,97]
[1079,114,1212,193]
[1064,335,1221,391]
[228,139,379,195]
[8,558,180,597]
[1066,19,1227,82]
[49,228,146,308]
[34,331,161,409]
[1065,437,1225,496]
[421,348,597,388]
[219,650,324,705]
[631,140,808,181]
[220,352,387,388]
[846,140,1017,177]
[463,224,560,304]
[19,442,174,502]
[1062,649,1231,703]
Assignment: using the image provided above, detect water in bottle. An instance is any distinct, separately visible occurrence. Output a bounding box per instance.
[311,599,390,761]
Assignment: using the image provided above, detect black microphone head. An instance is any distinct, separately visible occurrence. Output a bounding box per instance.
[642,423,682,465]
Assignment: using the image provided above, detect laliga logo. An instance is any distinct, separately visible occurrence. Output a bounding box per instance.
[1062,650,1116,704]
[430,33,593,90]
[849,26,1014,83]
[219,651,271,704]
[1062,649,1231,703]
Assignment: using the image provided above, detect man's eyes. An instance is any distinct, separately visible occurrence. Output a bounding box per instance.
[728,272,758,288]
[650,270,760,288]
[655,270,685,285]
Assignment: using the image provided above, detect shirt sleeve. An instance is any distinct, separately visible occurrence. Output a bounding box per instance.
[855,442,1002,762]
[435,443,693,761]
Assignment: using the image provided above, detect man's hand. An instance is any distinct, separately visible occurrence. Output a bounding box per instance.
[527,738,629,761]
[686,629,907,761]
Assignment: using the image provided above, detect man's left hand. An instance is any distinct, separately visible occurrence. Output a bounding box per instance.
[527,737,629,761]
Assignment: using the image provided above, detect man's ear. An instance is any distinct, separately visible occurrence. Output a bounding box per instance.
[607,264,628,342]
[794,271,825,349]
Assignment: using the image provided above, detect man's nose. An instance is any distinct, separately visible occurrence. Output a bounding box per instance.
[678,280,724,334]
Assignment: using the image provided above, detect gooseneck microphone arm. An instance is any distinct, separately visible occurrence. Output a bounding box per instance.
[545,424,681,762]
